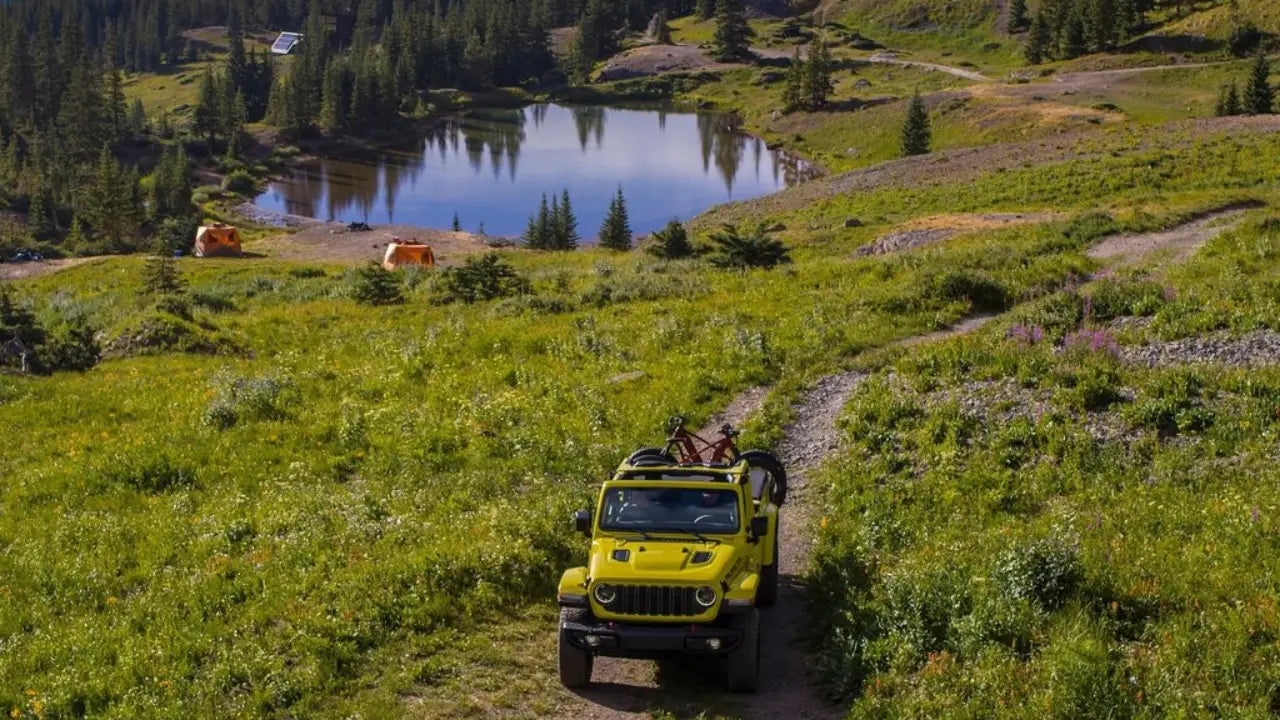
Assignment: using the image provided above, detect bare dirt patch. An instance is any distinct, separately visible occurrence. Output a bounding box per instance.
[598,44,741,80]
[1087,205,1254,268]
[1122,330,1280,368]
[248,223,506,267]
[856,212,1061,256]
[0,257,111,282]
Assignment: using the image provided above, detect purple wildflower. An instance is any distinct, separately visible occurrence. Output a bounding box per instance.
[1252,506,1260,523]
[1064,329,1120,357]
[1163,285,1178,302]
[1006,324,1047,347]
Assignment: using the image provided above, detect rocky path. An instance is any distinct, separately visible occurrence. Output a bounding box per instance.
[1086,205,1254,268]
[562,374,865,720]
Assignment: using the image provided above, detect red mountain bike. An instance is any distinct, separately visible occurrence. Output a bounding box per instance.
[624,416,789,506]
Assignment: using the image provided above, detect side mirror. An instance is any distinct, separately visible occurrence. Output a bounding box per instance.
[573,509,592,537]
[750,516,769,541]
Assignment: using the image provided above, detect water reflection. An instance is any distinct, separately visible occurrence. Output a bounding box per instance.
[256,103,818,237]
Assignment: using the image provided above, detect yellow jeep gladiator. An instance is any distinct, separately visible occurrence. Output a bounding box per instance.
[556,419,787,692]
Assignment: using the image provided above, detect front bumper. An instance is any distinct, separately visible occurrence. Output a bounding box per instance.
[561,616,743,658]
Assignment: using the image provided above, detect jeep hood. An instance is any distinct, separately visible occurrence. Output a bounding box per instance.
[588,536,739,584]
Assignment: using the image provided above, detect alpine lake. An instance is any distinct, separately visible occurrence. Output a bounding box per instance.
[253,103,818,239]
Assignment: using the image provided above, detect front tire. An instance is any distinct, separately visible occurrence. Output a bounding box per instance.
[558,608,594,688]
[726,608,761,692]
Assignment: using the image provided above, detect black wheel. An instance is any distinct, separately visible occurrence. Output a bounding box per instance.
[626,447,676,467]
[558,608,594,689]
[726,608,760,692]
[758,521,779,608]
[740,449,788,506]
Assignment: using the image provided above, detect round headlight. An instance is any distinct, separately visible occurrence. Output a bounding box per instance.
[695,585,717,608]
[593,583,618,605]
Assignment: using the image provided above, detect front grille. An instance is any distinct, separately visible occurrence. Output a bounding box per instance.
[607,585,702,617]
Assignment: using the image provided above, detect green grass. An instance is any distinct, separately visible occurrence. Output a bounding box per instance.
[3,115,1278,717]
[810,208,1280,716]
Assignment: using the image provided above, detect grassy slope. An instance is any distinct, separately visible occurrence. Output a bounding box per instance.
[3,117,1279,717]
[5,12,1280,720]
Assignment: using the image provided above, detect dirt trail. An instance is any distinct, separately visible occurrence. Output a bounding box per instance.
[1087,205,1254,268]
[0,257,112,282]
[865,52,990,81]
[561,312,1000,718]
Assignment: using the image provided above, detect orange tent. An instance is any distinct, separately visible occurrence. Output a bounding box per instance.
[194,224,242,258]
[382,241,435,270]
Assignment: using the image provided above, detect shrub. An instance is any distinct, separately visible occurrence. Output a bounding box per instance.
[1086,279,1166,321]
[155,215,200,256]
[191,289,237,312]
[646,219,695,260]
[994,535,1082,610]
[97,450,197,493]
[1061,212,1119,246]
[929,270,1010,312]
[437,254,530,303]
[288,266,328,279]
[39,315,101,372]
[349,263,405,306]
[708,224,791,269]
[222,170,256,195]
[1228,20,1261,56]
[140,255,185,296]
[106,312,218,356]
[1065,362,1125,412]
[203,373,298,429]
[152,293,194,321]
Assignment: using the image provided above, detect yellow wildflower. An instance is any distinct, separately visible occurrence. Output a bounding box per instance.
[820,516,829,529]
[11,708,21,718]
[21,692,34,698]
[106,596,118,606]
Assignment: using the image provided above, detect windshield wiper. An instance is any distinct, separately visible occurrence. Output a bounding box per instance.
[687,530,720,545]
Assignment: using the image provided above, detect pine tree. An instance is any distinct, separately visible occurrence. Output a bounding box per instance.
[141,253,184,296]
[452,213,462,232]
[194,68,222,146]
[803,36,834,110]
[1008,0,1029,32]
[712,0,754,62]
[599,187,633,250]
[900,91,931,157]
[697,0,715,20]
[1025,10,1052,64]
[320,59,348,132]
[647,219,694,259]
[65,217,88,253]
[522,193,554,249]
[1217,82,1242,116]
[105,66,128,143]
[553,189,580,250]
[653,8,674,44]
[1243,51,1274,115]
[783,48,805,112]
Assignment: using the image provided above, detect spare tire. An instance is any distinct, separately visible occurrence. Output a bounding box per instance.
[626,447,676,467]
[740,449,788,506]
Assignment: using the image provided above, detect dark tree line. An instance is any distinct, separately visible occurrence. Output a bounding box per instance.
[1023,0,1152,63]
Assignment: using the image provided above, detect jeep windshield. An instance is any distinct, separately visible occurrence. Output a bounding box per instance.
[599,486,741,535]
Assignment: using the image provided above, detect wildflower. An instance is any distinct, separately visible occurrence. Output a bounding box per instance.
[11,708,21,718]
[106,596,118,606]
[1252,506,1261,523]
[159,680,171,688]
[820,516,829,529]
[21,692,34,698]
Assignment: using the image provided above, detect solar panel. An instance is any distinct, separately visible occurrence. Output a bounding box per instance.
[271,32,301,55]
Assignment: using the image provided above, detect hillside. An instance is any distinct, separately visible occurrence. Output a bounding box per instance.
[3,1,1280,718]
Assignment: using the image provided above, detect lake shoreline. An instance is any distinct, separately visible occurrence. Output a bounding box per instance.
[246,100,820,240]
